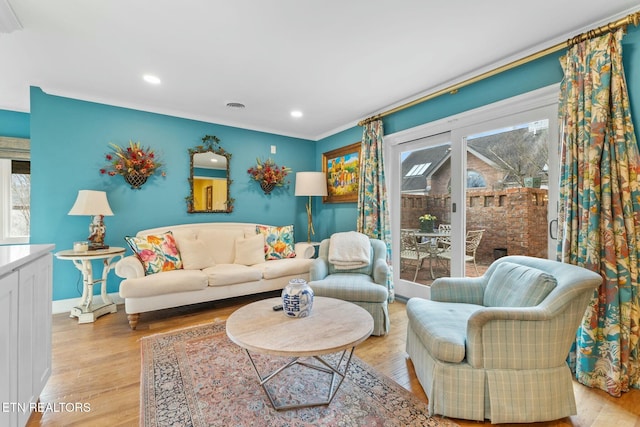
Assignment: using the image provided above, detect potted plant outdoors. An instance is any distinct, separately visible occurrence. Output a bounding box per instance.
[100,140,165,189]
[247,157,292,194]
[419,214,437,232]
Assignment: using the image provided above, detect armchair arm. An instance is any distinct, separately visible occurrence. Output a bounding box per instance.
[115,255,145,279]
[294,242,315,259]
[431,276,485,304]
[309,258,329,281]
[466,306,568,369]
[373,258,390,287]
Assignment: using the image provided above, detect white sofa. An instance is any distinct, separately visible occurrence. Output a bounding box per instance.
[115,222,315,329]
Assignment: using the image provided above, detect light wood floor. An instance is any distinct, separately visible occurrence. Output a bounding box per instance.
[28,293,640,427]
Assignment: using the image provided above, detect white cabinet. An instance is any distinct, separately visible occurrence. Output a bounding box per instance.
[0,245,53,427]
[0,271,19,427]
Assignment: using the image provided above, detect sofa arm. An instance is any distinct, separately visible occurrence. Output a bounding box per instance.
[115,255,145,279]
[309,258,329,281]
[295,242,315,259]
[373,258,390,287]
[431,276,485,304]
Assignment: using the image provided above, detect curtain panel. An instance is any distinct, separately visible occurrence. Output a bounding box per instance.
[558,28,640,396]
[358,120,394,301]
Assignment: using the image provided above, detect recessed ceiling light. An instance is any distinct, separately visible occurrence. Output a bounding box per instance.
[226,102,246,109]
[143,74,161,85]
[290,110,303,118]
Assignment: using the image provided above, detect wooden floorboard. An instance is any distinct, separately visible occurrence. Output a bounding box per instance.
[27,293,640,426]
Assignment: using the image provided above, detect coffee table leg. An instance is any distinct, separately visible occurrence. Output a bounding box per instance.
[243,347,356,411]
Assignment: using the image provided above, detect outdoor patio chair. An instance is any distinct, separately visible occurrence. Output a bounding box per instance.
[437,229,484,274]
[400,229,434,281]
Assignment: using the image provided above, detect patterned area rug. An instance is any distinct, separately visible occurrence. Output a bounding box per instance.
[140,321,458,427]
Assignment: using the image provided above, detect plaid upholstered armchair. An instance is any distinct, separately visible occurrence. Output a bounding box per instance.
[406,255,602,423]
[308,233,390,336]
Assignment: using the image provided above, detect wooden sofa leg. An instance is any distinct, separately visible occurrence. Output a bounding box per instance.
[127,313,140,330]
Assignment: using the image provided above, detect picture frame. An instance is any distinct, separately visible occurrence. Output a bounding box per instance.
[322,142,361,203]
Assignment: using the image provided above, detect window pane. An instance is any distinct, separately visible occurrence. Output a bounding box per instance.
[10,160,30,237]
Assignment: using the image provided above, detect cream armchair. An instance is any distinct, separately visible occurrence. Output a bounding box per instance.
[308,237,391,336]
[406,255,602,423]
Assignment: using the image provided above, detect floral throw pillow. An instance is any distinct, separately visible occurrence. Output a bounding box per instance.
[256,225,296,260]
[125,231,183,275]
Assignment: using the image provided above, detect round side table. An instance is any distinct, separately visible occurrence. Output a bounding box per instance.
[55,246,125,323]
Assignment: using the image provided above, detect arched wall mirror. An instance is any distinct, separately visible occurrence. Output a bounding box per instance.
[187,135,233,213]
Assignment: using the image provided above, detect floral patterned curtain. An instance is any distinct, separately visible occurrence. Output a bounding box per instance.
[358,119,394,302]
[558,28,640,396]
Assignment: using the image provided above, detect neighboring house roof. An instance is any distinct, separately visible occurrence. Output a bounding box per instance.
[401,145,450,193]
[400,126,548,193]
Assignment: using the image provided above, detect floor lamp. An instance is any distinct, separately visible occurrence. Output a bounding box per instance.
[295,172,328,243]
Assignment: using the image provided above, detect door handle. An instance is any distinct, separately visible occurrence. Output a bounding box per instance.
[549,219,558,240]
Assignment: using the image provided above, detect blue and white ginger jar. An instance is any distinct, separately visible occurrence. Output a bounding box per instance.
[282,278,314,318]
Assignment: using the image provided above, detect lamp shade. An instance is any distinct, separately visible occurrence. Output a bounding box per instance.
[68,190,114,216]
[295,172,328,197]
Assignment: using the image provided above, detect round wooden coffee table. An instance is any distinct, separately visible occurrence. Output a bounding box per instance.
[226,296,374,410]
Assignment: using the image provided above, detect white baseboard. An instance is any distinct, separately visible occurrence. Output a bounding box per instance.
[52,292,124,314]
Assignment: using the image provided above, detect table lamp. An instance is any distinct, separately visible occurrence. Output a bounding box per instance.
[295,172,328,242]
[68,190,114,250]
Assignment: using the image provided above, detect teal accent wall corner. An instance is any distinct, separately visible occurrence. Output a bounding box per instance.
[29,87,315,300]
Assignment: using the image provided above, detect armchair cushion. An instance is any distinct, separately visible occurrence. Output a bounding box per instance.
[309,273,388,303]
[483,261,557,307]
[407,298,483,363]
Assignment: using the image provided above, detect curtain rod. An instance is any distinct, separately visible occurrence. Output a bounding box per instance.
[358,11,640,127]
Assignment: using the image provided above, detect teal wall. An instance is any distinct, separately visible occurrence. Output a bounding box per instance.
[4,26,640,302]
[315,25,640,236]
[28,87,315,300]
[0,109,30,138]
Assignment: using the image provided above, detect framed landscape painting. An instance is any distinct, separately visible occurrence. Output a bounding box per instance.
[322,142,361,203]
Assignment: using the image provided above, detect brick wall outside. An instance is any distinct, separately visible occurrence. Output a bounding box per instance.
[401,187,548,262]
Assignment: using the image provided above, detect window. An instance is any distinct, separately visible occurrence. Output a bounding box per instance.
[0,137,30,244]
[467,170,486,188]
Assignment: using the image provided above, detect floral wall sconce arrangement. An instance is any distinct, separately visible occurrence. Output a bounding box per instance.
[100,140,165,189]
[247,157,292,194]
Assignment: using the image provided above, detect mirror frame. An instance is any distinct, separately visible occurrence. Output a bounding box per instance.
[187,135,234,213]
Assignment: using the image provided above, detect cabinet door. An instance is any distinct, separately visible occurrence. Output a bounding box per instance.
[17,254,53,427]
[32,254,52,394]
[0,271,19,427]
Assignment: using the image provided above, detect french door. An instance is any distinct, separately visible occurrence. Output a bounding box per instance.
[386,85,559,299]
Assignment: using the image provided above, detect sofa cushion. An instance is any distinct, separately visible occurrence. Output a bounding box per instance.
[176,236,215,270]
[198,228,244,264]
[309,274,388,303]
[119,269,208,298]
[253,257,314,279]
[484,261,557,307]
[256,224,296,260]
[234,234,265,266]
[124,231,183,275]
[203,264,263,287]
[406,297,484,363]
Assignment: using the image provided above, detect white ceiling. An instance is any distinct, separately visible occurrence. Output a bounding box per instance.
[1,1,639,140]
